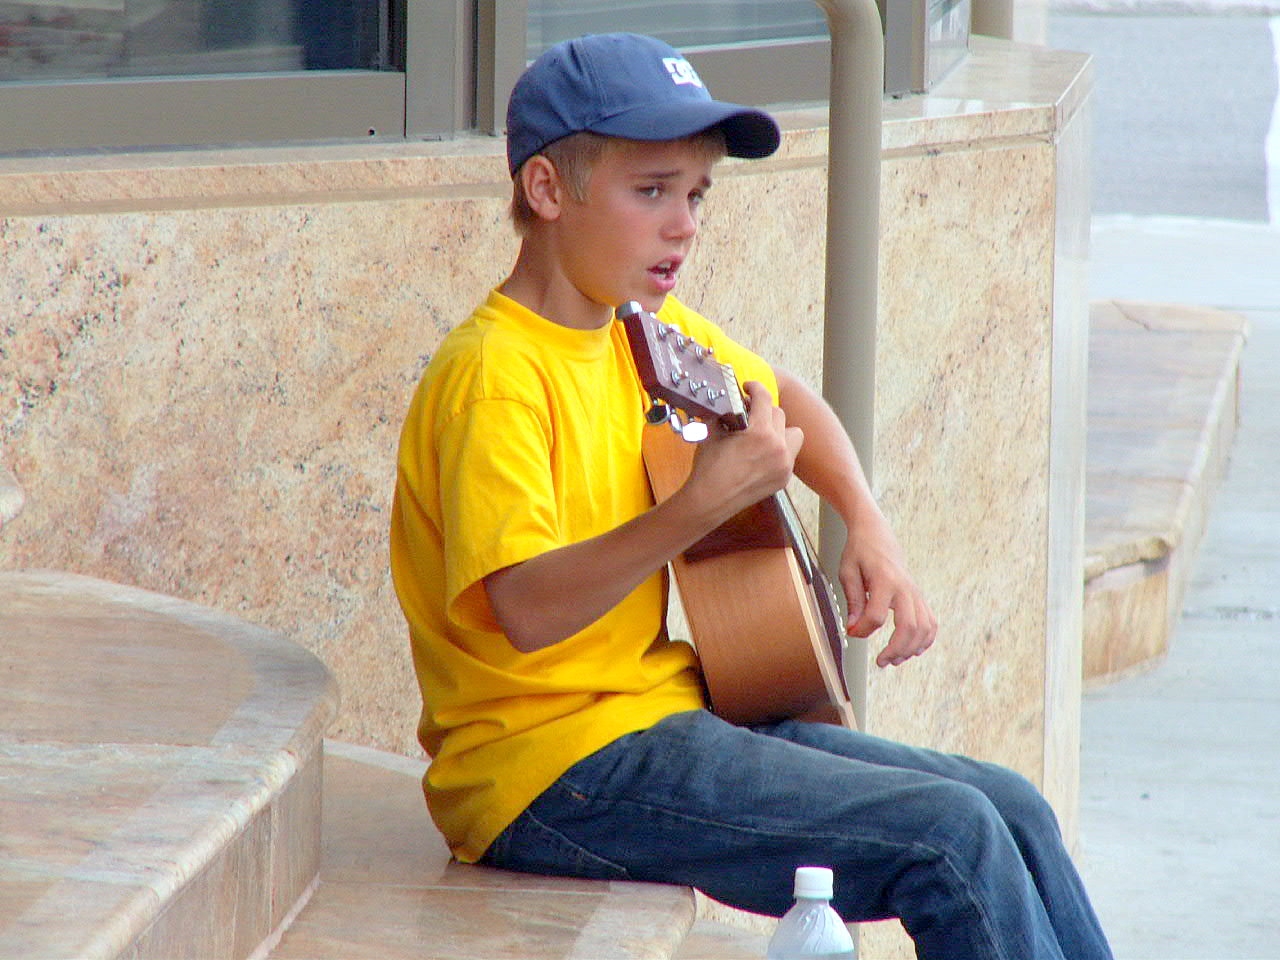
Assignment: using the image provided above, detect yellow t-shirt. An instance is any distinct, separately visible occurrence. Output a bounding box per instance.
[389,289,778,862]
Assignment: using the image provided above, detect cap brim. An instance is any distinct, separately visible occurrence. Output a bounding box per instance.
[589,100,781,159]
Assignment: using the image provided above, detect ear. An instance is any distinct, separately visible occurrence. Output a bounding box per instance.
[520,154,566,222]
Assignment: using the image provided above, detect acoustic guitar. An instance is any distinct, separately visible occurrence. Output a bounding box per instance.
[617,301,858,730]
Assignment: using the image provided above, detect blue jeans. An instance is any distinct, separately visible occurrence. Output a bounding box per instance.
[481,710,1113,960]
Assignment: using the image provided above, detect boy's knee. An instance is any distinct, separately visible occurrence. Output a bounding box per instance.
[976,765,1062,839]
[911,778,1009,850]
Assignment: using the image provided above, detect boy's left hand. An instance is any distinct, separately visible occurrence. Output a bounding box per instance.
[839,516,938,668]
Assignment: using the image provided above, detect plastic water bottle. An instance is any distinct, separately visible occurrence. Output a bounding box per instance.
[766,866,856,959]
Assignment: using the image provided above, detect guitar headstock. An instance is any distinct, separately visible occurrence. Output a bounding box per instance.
[617,301,747,436]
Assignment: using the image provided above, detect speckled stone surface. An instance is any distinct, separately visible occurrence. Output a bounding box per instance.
[269,741,704,960]
[859,40,1093,957]
[0,570,338,960]
[1083,300,1247,682]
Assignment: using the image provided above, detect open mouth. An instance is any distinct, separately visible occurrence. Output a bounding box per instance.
[650,258,682,287]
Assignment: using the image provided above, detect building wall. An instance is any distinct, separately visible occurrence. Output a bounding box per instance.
[0,41,1091,939]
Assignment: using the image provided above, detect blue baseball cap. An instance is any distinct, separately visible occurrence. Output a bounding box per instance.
[506,33,782,176]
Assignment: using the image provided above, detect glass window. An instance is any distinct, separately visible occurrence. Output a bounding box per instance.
[512,2,832,115]
[0,0,419,154]
[527,1,829,59]
[0,0,395,83]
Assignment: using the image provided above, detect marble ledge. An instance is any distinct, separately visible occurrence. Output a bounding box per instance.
[1,570,340,752]
[0,570,339,960]
[1082,301,1249,581]
[879,38,1092,154]
[0,137,513,216]
[0,39,1090,217]
[268,743,706,960]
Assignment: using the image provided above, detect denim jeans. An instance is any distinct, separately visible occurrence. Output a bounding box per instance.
[481,710,1113,960]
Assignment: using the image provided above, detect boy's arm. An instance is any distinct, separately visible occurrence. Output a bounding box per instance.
[485,382,802,653]
[775,367,938,668]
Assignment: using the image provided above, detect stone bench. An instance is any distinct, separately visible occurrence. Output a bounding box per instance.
[0,569,769,960]
[0,570,338,960]
[1084,300,1248,682]
[265,739,773,960]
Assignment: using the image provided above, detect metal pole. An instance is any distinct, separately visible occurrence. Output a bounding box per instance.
[476,0,529,136]
[971,0,1016,39]
[813,0,885,727]
[404,0,466,138]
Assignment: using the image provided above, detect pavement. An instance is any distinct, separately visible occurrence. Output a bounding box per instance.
[1047,10,1279,224]
[1076,216,1280,960]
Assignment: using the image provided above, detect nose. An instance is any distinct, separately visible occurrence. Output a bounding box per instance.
[664,198,699,241]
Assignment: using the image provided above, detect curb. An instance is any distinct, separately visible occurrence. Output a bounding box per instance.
[1051,0,1280,14]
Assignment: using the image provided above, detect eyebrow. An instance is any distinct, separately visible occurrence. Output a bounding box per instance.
[636,168,714,189]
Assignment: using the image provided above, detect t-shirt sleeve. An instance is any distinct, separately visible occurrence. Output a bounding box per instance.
[436,396,562,635]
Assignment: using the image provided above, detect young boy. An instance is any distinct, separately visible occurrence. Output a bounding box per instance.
[390,32,1113,960]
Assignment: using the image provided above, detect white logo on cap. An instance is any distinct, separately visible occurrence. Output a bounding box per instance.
[663,57,704,88]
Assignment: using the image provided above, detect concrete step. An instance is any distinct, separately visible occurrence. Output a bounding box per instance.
[0,570,337,960]
[265,740,773,960]
[1083,300,1248,683]
[674,906,772,960]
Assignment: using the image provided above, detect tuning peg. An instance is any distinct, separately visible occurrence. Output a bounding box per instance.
[668,410,708,443]
[680,420,710,443]
[645,400,671,426]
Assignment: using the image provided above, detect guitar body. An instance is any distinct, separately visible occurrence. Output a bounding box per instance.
[641,376,858,730]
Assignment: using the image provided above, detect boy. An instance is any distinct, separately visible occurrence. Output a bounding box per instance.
[390,32,1112,960]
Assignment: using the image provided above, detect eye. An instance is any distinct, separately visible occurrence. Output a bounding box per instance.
[637,184,663,199]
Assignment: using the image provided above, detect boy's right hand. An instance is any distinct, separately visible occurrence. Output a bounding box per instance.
[685,381,803,525]
[486,381,801,654]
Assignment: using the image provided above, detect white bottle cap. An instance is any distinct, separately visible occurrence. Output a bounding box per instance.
[793,866,835,899]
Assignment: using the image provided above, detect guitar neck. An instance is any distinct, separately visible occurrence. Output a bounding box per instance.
[622,300,856,730]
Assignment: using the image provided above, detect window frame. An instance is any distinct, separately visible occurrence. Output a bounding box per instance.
[0,0,831,155]
[476,1,832,135]
[0,0,470,155]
